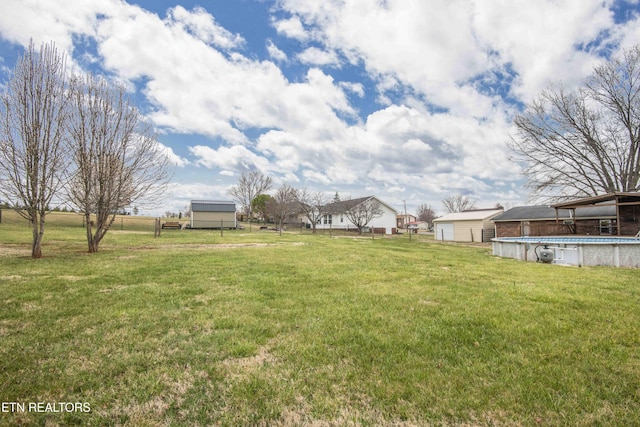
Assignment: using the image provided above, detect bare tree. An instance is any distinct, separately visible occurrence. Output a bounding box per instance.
[342,196,383,234]
[296,188,328,233]
[510,45,640,202]
[416,203,436,226]
[442,194,476,213]
[66,73,172,253]
[267,184,298,236]
[227,170,272,227]
[0,41,69,258]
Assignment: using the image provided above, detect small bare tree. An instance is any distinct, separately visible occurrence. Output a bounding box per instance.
[227,170,272,228]
[416,203,436,226]
[510,45,640,202]
[442,194,476,213]
[267,184,298,236]
[0,41,69,258]
[66,73,172,253]
[296,188,328,233]
[343,197,383,234]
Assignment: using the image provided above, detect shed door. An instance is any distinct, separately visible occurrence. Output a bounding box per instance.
[437,223,454,241]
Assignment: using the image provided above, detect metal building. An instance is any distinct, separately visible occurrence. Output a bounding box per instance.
[190,200,237,229]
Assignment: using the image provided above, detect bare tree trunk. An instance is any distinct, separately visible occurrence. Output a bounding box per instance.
[84,213,95,253]
[31,214,45,258]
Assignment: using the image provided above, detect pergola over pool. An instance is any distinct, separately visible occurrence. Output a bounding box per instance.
[551,192,640,237]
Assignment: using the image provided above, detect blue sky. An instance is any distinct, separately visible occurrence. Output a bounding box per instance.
[1,0,640,216]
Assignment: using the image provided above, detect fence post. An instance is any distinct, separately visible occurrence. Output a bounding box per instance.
[154,218,161,238]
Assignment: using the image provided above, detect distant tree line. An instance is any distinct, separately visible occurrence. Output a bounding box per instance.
[228,170,447,234]
[227,170,386,234]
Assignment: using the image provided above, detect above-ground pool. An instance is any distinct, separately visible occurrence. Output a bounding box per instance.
[492,236,640,268]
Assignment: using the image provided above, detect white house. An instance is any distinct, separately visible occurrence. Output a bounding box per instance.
[311,196,398,235]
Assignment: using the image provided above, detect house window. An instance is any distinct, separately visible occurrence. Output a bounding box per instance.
[324,214,332,224]
[340,215,344,223]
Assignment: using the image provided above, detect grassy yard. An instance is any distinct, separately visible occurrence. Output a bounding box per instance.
[1,214,640,426]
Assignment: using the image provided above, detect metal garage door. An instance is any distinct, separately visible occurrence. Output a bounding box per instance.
[436,223,454,241]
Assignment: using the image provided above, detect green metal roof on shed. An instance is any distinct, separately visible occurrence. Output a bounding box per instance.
[191,200,236,212]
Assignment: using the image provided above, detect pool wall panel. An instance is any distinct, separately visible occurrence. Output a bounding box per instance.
[492,238,640,268]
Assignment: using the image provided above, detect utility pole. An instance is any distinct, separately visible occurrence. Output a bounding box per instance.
[404,200,411,241]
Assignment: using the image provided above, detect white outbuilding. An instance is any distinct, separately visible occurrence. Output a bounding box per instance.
[433,208,504,242]
[190,200,236,229]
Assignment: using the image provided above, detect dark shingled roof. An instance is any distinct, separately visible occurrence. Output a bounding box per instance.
[322,196,372,213]
[493,205,616,222]
[191,200,236,212]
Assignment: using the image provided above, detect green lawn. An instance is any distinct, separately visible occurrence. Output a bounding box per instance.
[1,215,639,426]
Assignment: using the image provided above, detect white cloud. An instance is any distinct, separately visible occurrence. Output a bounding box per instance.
[297,47,339,66]
[272,15,308,40]
[0,0,76,46]
[275,0,629,110]
[471,0,617,100]
[266,39,287,62]
[0,0,111,63]
[611,10,640,54]
[276,0,491,111]
[189,144,272,172]
[167,6,245,50]
[339,81,364,97]
[157,142,189,167]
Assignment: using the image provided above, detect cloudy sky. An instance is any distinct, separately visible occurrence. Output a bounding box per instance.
[1,0,639,216]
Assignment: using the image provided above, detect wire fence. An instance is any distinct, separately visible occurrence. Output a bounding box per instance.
[0,209,158,231]
[0,210,432,240]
